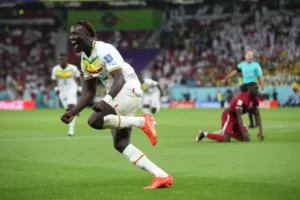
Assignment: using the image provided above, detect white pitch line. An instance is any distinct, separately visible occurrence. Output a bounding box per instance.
[0,135,111,142]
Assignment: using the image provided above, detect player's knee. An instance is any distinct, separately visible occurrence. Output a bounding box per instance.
[113,140,129,153]
[88,116,104,130]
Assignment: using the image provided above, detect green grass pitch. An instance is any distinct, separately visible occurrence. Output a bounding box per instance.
[0,108,300,200]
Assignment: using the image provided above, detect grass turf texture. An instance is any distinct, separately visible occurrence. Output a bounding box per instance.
[0,108,300,200]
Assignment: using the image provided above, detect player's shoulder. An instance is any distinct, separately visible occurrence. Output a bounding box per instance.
[95,40,115,51]
[52,65,60,70]
[144,78,153,82]
[144,78,156,84]
[94,40,118,59]
[235,92,248,101]
[68,64,78,69]
[252,61,260,65]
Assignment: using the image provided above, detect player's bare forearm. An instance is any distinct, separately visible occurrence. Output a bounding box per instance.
[255,108,263,133]
[237,109,249,141]
[108,69,125,98]
[69,78,96,116]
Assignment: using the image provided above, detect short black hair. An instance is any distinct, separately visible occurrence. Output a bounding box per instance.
[73,20,96,39]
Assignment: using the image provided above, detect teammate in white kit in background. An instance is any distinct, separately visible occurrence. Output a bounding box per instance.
[61,21,173,189]
[51,53,82,136]
[138,75,162,114]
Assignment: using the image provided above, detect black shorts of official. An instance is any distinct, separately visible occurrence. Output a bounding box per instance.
[240,84,249,92]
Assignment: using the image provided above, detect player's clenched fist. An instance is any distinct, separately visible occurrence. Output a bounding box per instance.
[61,112,75,124]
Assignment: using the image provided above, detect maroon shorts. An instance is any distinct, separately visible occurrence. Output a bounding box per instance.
[221,110,248,139]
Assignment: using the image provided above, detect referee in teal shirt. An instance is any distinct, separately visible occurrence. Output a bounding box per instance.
[222,51,265,128]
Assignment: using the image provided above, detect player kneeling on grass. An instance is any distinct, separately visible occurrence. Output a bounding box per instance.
[196,82,264,142]
[61,20,173,189]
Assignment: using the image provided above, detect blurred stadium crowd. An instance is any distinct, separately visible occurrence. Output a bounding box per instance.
[0,1,300,107]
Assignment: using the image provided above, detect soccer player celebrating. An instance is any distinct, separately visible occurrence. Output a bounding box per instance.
[138,74,162,115]
[221,51,264,128]
[196,82,264,143]
[51,53,82,136]
[62,21,173,189]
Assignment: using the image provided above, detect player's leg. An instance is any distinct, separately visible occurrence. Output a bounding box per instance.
[111,127,172,189]
[232,124,249,141]
[59,94,73,136]
[150,91,160,114]
[88,87,157,145]
[196,111,232,143]
[66,91,78,136]
[67,104,76,136]
[142,94,151,114]
[240,84,255,128]
[248,108,255,128]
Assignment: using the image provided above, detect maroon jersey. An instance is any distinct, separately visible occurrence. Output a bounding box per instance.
[229,92,259,115]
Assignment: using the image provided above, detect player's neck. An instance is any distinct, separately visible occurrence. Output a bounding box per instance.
[83,40,94,57]
[60,64,67,69]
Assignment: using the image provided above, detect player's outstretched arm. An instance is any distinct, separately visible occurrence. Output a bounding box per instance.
[255,107,264,141]
[236,108,250,142]
[222,69,237,84]
[92,69,125,112]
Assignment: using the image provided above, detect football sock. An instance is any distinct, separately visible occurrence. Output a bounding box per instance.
[103,115,144,129]
[142,108,150,114]
[68,117,76,135]
[207,133,224,142]
[122,144,168,178]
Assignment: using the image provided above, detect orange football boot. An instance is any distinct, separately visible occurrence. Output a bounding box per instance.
[144,175,174,190]
[142,114,158,146]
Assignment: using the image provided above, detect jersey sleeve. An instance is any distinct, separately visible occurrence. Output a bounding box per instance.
[145,79,158,87]
[255,63,263,76]
[236,62,242,72]
[235,98,244,110]
[81,60,93,80]
[97,44,123,74]
[73,65,81,78]
[51,67,56,80]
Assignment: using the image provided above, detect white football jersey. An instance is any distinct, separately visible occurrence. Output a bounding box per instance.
[51,64,80,91]
[143,78,159,94]
[81,41,136,92]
